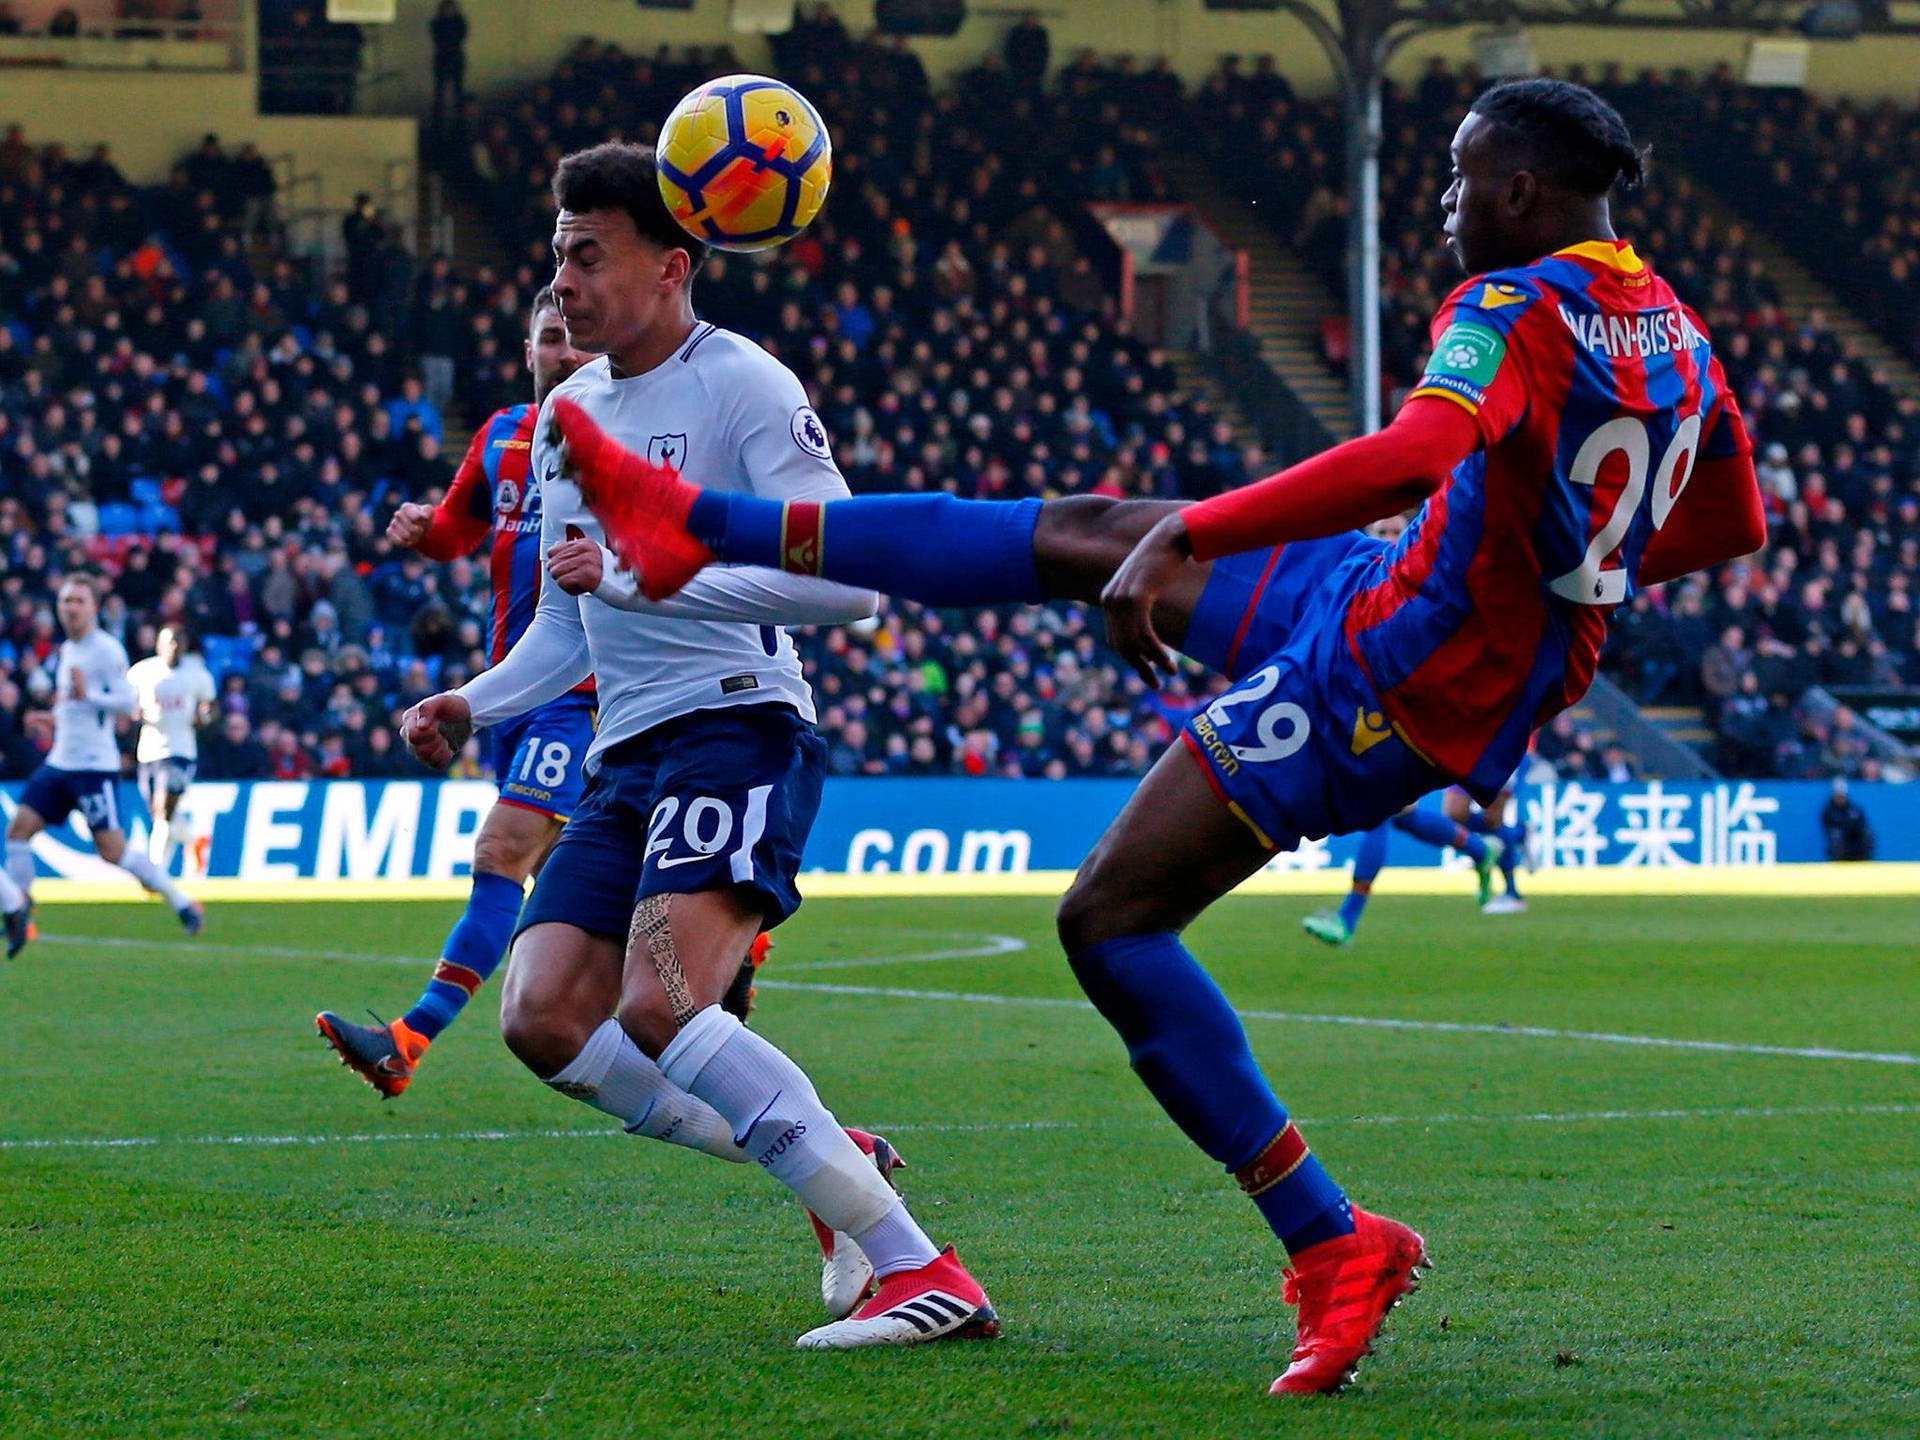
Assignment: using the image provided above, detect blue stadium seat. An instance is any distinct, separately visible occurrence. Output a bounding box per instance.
[97,503,143,537]
[129,478,164,507]
[202,634,257,681]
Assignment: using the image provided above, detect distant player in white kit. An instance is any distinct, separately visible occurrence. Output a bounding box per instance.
[128,624,217,875]
[2,576,205,956]
[402,142,997,1346]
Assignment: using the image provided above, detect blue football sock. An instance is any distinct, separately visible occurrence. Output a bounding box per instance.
[1338,823,1391,931]
[402,870,524,1041]
[1393,807,1486,863]
[1496,823,1525,891]
[1069,932,1353,1254]
[685,491,1046,607]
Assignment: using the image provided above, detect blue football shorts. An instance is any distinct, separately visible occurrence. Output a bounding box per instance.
[489,693,596,821]
[19,764,125,834]
[1178,532,1446,852]
[516,703,827,940]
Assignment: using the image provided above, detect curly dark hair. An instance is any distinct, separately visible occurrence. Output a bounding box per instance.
[1471,78,1647,197]
[552,141,709,270]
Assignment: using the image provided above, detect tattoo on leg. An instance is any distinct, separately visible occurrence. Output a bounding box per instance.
[631,894,697,1029]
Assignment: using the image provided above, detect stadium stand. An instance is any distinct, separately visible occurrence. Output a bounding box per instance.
[0,48,1256,784]
[6,44,1913,785]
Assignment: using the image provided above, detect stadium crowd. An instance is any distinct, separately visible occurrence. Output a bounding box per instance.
[4,37,1917,788]
[1189,58,1920,779]
[0,41,1255,787]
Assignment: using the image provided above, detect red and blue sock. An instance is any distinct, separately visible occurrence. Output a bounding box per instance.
[684,491,1046,607]
[401,870,524,1041]
[1068,931,1354,1255]
[1339,822,1391,931]
[1392,807,1487,863]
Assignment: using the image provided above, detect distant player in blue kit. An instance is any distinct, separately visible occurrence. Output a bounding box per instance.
[317,289,597,1096]
[1301,806,1504,947]
[552,82,1766,1393]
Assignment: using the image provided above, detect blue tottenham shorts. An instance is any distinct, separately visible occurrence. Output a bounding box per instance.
[138,758,197,798]
[19,764,124,833]
[516,703,826,940]
[489,693,596,820]
[1179,532,1445,852]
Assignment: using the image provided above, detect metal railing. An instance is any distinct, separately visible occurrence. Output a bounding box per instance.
[1204,286,1338,467]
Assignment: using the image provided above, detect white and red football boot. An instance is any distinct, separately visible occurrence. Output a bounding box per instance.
[795,1245,999,1350]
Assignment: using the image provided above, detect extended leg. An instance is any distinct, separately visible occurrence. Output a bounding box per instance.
[553,400,1208,627]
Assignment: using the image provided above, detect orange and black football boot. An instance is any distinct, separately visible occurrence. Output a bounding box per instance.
[315,1011,431,1099]
[721,932,773,1022]
[1270,1206,1429,1395]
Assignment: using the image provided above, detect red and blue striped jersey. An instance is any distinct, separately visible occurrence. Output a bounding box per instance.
[424,404,593,695]
[1347,240,1750,794]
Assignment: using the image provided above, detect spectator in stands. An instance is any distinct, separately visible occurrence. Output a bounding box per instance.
[1004,10,1050,91]
[430,1,469,131]
[1821,776,1875,860]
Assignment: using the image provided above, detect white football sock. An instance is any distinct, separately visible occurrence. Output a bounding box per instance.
[117,850,190,910]
[547,1018,746,1161]
[661,1006,938,1276]
[147,815,173,869]
[6,838,34,902]
[0,866,22,914]
[168,815,191,868]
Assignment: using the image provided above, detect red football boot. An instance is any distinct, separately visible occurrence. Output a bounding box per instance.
[547,396,713,599]
[794,1244,998,1349]
[1269,1206,1429,1395]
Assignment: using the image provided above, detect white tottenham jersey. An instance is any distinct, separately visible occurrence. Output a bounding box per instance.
[129,655,216,763]
[49,629,136,772]
[460,323,874,766]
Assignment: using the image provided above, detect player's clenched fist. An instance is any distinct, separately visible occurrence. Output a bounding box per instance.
[402,692,473,770]
[547,536,607,596]
[387,502,436,550]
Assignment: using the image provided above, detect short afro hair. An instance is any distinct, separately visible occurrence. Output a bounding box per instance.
[552,141,709,271]
[1470,79,1646,197]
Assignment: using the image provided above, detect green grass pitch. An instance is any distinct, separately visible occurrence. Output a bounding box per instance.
[2,894,1916,1438]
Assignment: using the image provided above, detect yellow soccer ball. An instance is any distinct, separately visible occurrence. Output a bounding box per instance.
[656,74,832,253]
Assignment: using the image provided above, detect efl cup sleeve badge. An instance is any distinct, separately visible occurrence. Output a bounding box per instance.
[790,406,833,459]
[647,434,689,469]
[1417,321,1507,408]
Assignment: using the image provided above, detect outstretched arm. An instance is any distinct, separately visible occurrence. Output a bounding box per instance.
[1101,398,1479,681]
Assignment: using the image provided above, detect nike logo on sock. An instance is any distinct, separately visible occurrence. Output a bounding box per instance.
[732,1089,782,1149]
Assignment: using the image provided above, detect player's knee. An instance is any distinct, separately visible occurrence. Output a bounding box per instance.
[613,992,678,1061]
[95,831,127,864]
[471,827,541,885]
[6,812,32,841]
[498,972,596,1079]
[1057,869,1122,953]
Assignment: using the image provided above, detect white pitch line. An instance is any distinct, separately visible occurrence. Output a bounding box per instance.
[32,931,1032,971]
[4,1103,1913,1155]
[777,932,1027,972]
[755,979,1920,1067]
[31,932,1919,1067]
